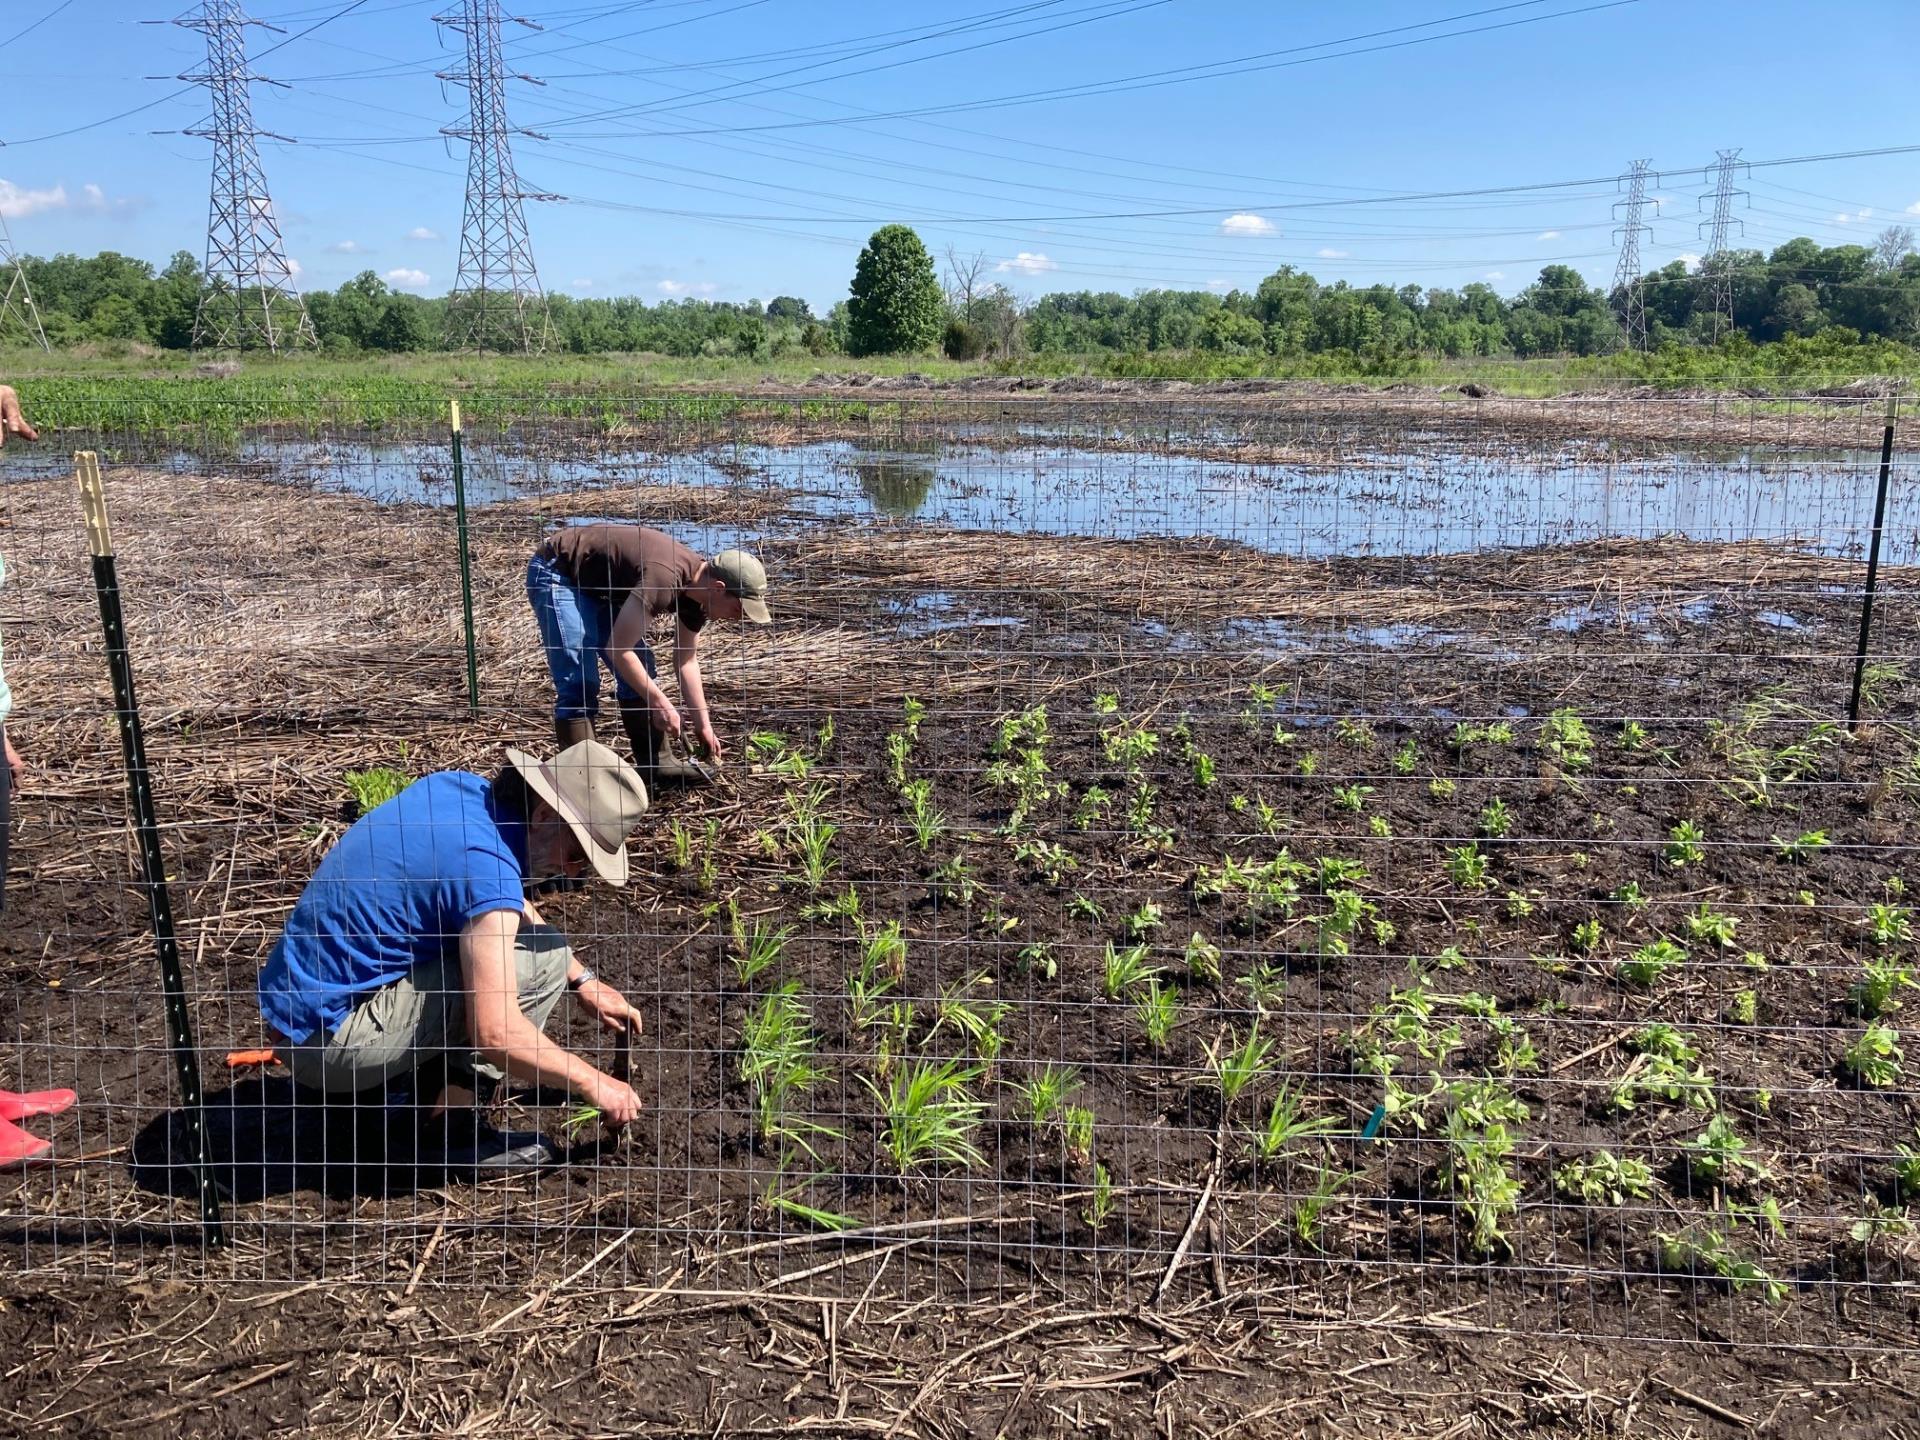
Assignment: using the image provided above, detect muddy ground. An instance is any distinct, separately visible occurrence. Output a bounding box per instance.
[0,445,1916,1434]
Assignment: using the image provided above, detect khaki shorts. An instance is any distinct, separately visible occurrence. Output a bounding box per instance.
[278,923,572,1097]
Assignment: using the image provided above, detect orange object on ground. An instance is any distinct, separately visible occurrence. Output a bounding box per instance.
[226,1049,279,1068]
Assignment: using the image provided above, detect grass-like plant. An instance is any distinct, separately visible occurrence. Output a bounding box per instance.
[862,919,908,982]
[1102,940,1160,999]
[1084,1162,1116,1230]
[866,1059,987,1172]
[1250,1082,1339,1163]
[1061,1104,1095,1163]
[733,916,794,986]
[1135,980,1178,1051]
[740,982,839,1157]
[1011,1063,1080,1128]
[930,972,1012,1065]
[345,765,410,816]
[1201,1026,1275,1109]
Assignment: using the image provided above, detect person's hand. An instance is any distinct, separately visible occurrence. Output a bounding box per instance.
[3,733,20,789]
[585,1072,643,1130]
[575,975,644,1035]
[0,386,36,449]
[696,721,724,765]
[650,696,685,738]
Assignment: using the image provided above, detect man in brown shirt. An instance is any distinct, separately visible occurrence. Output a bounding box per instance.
[527,523,772,786]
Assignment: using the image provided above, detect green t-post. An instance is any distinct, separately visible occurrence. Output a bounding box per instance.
[450,400,480,717]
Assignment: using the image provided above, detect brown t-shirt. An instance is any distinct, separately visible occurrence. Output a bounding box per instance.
[547,524,707,632]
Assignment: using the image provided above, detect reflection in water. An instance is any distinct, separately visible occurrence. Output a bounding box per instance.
[849,443,939,518]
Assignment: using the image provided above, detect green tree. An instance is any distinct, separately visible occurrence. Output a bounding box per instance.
[845,225,943,357]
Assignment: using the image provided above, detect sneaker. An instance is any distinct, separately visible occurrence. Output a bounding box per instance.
[417,1109,554,1173]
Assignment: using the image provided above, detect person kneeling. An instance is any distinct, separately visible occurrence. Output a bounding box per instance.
[259,739,650,1171]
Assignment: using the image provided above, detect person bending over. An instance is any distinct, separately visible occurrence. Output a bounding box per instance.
[526,522,771,788]
[259,739,651,1170]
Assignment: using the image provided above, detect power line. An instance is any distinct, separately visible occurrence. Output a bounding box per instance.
[0,0,78,48]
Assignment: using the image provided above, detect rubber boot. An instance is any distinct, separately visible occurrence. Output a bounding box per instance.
[619,700,710,788]
[554,715,595,752]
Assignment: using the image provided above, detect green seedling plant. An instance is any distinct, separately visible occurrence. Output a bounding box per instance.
[899,779,948,851]
[885,731,911,790]
[1850,1202,1913,1254]
[1296,752,1319,777]
[1665,820,1706,867]
[1450,720,1514,751]
[1085,1163,1116,1230]
[1012,1063,1080,1128]
[865,1058,988,1172]
[1012,837,1076,889]
[1333,717,1375,749]
[1845,1023,1904,1088]
[1251,1082,1340,1163]
[345,765,410,816]
[1728,989,1759,1025]
[1620,720,1651,751]
[1893,1134,1920,1198]
[1332,783,1373,814]
[1072,786,1113,833]
[1570,918,1604,953]
[1393,738,1419,774]
[1868,902,1914,949]
[1236,962,1288,1014]
[1135,980,1179,1051]
[1618,939,1687,988]
[1184,932,1222,985]
[1293,1165,1350,1250]
[931,972,1012,1065]
[1556,1151,1655,1206]
[862,919,908,982]
[1062,1105,1095,1164]
[1429,775,1457,801]
[1103,940,1160,999]
[932,856,980,907]
[1190,750,1217,788]
[1656,1223,1787,1302]
[667,819,695,872]
[1686,1114,1767,1187]
[1446,843,1490,890]
[1444,1113,1522,1255]
[763,1181,859,1234]
[902,696,926,740]
[740,982,840,1158]
[1122,900,1164,941]
[1613,879,1649,912]
[1066,891,1103,925]
[1544,707,1594,771]
[1202,1026,1275,1110]
[1685,903,1739,949]
[1477,798,1512,839]
[1774,829,1830,862]
[733,917,794,986]
[1017,941,1058,981]
[1854,956,1917,1018]
[800,885,862,925]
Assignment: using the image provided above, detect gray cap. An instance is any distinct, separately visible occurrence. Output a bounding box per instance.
[709,548,771,624]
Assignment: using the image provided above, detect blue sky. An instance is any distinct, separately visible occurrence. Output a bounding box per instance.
[2,0,1917,313]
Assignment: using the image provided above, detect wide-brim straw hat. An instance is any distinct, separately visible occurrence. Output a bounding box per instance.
[506,739,649,886]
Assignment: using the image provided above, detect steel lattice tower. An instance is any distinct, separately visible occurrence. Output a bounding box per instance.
[1698,148,1747,344]
[0,212,50,352]
[437,0,554,353]
[1610,159,1655,352]
[176,0,314,351]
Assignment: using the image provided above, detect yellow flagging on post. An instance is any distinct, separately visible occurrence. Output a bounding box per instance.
[75,449,111,557]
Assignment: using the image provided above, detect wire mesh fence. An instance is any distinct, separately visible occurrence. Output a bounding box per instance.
[0,387,1915,1349]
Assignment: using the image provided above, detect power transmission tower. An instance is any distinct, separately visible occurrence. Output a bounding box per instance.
[1698,148,1748,344]
[0,213,50,352]
[1610,159,1655,353]
[437,0,556,353]
[174,0,315,351]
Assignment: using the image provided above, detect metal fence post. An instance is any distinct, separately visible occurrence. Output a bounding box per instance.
[75,451,224,1249]
[450,399,480,717]
[1848,398,1899,733]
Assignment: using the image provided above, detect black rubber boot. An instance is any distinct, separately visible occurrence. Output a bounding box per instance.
[416,1108,554,1175]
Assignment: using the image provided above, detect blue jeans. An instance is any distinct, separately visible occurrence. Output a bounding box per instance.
[526,553,657,722]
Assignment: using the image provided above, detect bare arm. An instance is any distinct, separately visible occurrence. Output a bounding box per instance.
[0,385,36,448]
[673,622,723,762]
[606,591,681,735]
[460,909,640,1125]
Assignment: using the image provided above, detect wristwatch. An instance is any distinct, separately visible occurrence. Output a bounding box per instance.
[567,967,596,992]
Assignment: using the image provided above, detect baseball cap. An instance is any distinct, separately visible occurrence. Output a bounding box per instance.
[709,549,772,624]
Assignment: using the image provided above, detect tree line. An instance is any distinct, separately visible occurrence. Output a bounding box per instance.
[4,222,1916,366]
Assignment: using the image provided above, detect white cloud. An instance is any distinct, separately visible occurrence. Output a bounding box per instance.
[0,178,131,220]
[1483,270,1506,281]
[1649,195,1669,211]
[995,251,1057,276]
[1315,247,1348,259]
[1677,252,1702,273]
[1205,278,1231,290]
[385,267,430,289]
[1219,212,1276,237]
[405,226,440,241]
[1537,230,1561,240]
[657,279,718,296]
[1908,200,1920,216]
[286,256,303,282]
[1835,207,1874,224]
[325,240,368,255]
[571,277,593,290]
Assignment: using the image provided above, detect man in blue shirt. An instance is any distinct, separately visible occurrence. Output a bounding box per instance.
[261,738,652,1171]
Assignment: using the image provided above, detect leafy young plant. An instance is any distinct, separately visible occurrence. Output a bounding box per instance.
[1555,1151,1656,1206]
[1202,1026,1275,1109]
[1844,1022,1904,1089]
[1656,1224,1787,1303]
[900,779,947,851]
[1618,938,1687,988]
[1685,1113,1767,1187]
[1135,980,1179,1051]
[1332,783,1373,814]
[1665,819,1707,867]
[1184,931,1222,985]
[1102,940,1161,999]
[1544,707,1595,771]
[1685,903,1739,949]
[1569,918,1604,953]
[1251,1082,1340,1163]
[1867,902,1914,949]
[1445,843,1490,890]
[930,972,1012,1065]
[345,765,410,816]
[1477,797,1512,839]
[1292,1164,1350,1249]
[864,1058,988,1172]
[1773,829,1830,862]
[1854,955,1917,1019]
[1011,1063,1081,1129]
[1444,1113,1522,1255]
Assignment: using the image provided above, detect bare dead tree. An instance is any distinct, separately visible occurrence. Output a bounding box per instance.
[1873,224,1915,272]
[943,246,991,325]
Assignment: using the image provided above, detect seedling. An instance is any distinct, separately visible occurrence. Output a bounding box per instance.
[1665,820,1706,868]
[1685,903,1738,949]
[1612,879,1649,912]
[1202,1026,1275,1109]
[864,1058,988,1172]
[1085,1163,1116,1230]
[862,919,908,982]
[1570,918,1603,953]
[1333,717,1375,749]
[1316,856,1367,889]
[1656,1224,1787,1302]
[667,819,695,872]
[1135,980,1179,1051]
[1773,829,1830,862]
[764,1183,859,1234]
[1619,720,1651,751]
[1444,1113,1521,1254]
[1012,837,1075,888]
[1332,783,1373,814]
[1844,1023,1904,1088]
[345,765,410,816]
[885,731,911,790]
[1429,775,1457,801]
[785,798,838,891]
[1072,786,1113,832]
[1727,989,1759,1025]
[1251,1082,1340,1163]
[1850,1202,1913,1253]
[1893,1134,1920,1198]
[800,885,862,925]
[1236,962,1288,1013]
[733,917,794,986]
[1122,900,1164,941]
[740,982,838,1157]
[900,779,947,851]
[902,696,926,740]
[1544,707,1594,772]
[1618,939,1686,988]
[1867,902,1914,949]
[1062,1104,1095,1163]
[931,972,1012,1065]
[1184,932,1222,985]
[1450,720,1514,750]
[1103,940,1160,999]
[1368,815,1393,839]
[1296,752,1319,777]
[1190,751,1217,788]
[1091,692,1119,717]
[1016,941,1058,981]
[1445,843,1490,890]
[1555,1151,1655,1206]
[1392,738,1418,775]
[1066,891,1103,925]
[1854,956,1916,1018]
[1012,1063,1080,1128]
[1292,1165,1349,1249]
[1503,890,1534,922]
[932,856,980,907]
[1686,1114,1767,1187]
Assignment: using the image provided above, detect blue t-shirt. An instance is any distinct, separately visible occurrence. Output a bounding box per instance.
[259,770,530,1041]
